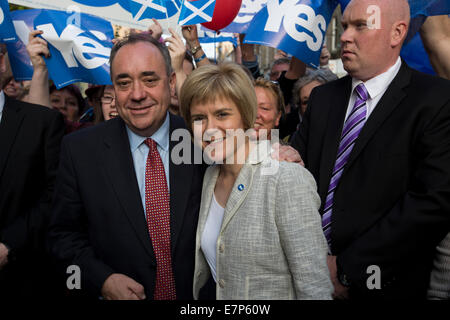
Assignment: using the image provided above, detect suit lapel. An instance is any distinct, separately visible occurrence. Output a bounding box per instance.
[318,77,352,199]
[344,63,411,171]
[0,97,25,181]
[168,113,194,254]
[102,118,155,261]
[220,162,254,233]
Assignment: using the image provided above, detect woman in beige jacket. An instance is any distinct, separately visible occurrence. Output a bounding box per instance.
[179,63,332,300]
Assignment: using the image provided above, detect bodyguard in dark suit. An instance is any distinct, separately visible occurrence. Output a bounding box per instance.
[0,45,65,298]
[291,0,450,299]
[48,34,204,300]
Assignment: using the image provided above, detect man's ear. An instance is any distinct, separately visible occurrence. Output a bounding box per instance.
[391,21,408,48]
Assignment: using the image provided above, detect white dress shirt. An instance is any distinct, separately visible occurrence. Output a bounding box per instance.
[345,57,402,122]
[126,112,170,217]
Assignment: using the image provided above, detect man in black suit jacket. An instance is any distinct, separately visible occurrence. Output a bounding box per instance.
[48,34,204,300]
[0,45,65,298]
[291,0,450,299]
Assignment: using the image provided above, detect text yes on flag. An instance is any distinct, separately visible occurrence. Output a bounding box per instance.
[244,0,338,68]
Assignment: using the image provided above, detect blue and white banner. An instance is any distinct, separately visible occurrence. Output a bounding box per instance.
[6,9,113,88]
[9,0,182,30]
[0,0,17,42]
[222,0,268,33]
[197,24,237,46]
[6,9,41,81]
[178,0,216,26]
[244,0,338,68]
[35,9,113,88]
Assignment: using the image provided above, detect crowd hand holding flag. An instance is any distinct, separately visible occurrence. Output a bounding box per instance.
[181,25,209,67]
[165,28,190,100]
[25,30,51,108]
[419,15,450,80]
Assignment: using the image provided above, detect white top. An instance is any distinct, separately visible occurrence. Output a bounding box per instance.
[345,57,402,122]
[201,193,225,282]
[0,91,5,123]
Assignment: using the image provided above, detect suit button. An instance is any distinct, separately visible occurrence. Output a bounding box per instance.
[218,279,225,288]
[219,243,224,253]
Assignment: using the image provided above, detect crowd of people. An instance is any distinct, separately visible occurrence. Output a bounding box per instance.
[0,0,449,301]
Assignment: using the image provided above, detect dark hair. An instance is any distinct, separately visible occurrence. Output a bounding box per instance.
[109,32,172,77]
[272,58,290,67]
[49,84,85,116]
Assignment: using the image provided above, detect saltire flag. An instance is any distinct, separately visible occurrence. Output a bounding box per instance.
[0,0,17,42]
[222,0,269,33]
[71,0,182,21]
[197,24,237,46]
[6,9,114,88]
[178,0,216,26]
[244,0,338,68]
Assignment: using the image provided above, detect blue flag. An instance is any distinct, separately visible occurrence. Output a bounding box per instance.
[197,24,237,45]
[222,0,269,34]
[244,0,338,68]
[0,0,17,42]
[33,9,114,88]
[71,0,182,21]
[6,9,42,81]
[178,0,216,26]
[6,9,114,87]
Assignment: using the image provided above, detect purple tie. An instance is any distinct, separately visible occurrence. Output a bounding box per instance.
[322,83,369,249]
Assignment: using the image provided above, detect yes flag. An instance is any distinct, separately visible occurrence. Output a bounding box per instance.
[178,0,216,26]
[7,9,42,81]
[6,9,113,88]
[244,0,338,68]
[0,0,17,42]
[34,9,114,88]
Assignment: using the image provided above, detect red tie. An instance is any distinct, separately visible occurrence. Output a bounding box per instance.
[144,138,176,300]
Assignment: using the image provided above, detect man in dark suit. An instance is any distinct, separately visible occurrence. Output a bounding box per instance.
[0,44,65,298]
[291,0,450,299]
[48,34,204,300]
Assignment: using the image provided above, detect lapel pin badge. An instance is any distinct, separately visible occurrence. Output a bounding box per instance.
[238,184,244,191]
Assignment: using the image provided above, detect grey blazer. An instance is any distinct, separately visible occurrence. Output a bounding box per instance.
[428,232,450,300]
[193,141,333,300]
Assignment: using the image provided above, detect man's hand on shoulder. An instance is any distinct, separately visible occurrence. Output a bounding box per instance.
[271,142,305,166]
[101,273,146,300]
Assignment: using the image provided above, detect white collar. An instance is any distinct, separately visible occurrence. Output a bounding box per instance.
[351,57,402,99]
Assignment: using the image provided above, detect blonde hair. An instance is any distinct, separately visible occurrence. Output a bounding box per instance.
[253,77,286,118]
[179,62,257,133]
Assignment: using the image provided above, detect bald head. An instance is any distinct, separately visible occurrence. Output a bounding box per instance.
[347,0,410,28]
[341,0,411,81]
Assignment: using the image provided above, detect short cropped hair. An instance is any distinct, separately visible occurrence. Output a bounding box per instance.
[109,32,172,76]
[292,69,338,107]
[254,77,286,118]
[179,62,257,133]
